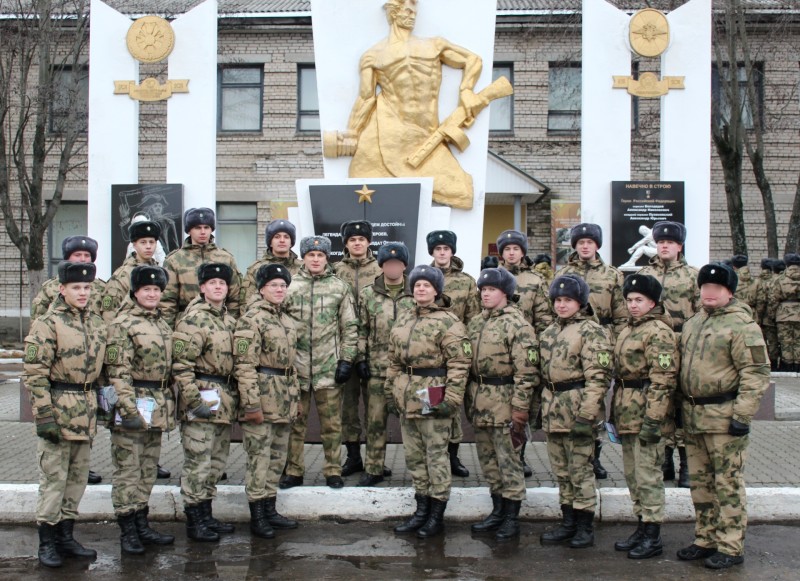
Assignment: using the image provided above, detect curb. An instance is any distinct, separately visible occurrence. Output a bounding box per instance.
[3,484,799,524]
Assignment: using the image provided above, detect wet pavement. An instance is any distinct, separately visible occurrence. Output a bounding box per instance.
[1,521,798,580]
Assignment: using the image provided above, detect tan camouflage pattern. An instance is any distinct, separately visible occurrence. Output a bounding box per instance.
[111,430,162,515]
[760,271,782,364]
[499,257,553,335]
[621,434,665,523]
[733,266,758,313]
[768,265,800,365]
[547,433,597,511]
[36,439,91,524]
[180,422,231,506]
[560,251,627,338]
[287,387,344,477]
[754,269,772,326]
[101,253,158,323]
[333,250,381,310]
[400,415,453,501]
[639,254,701,332]
[30,277,106,322]
[242,249,302,306]
[241,421,290,501]
[432,256,481,326]
[475,426,526,501]
[534,261,555,283]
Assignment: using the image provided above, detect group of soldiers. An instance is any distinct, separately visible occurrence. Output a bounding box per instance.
[24,210,769,571]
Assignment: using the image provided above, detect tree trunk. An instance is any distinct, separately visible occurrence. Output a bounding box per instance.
[27,268,47,314]
[714,135,748,255]
[784,171,800,255]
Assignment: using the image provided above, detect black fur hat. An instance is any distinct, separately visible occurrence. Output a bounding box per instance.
[697,263,738,294]
[731,255,748,269]
[570,223,603,249]
[62,236,98,262]
[265,219,297,248]
[760,258,773,270]
[197,263,233,286]
[377,242,409,266]
[341,220,373,243]
[57,261,96,284]
[772,260,786,274]
[408,265,445,297]
[533,253,552,266]
[256,263,292,290]
[477,267,517,299]
[130,265,168,293]
[481,255,499,269]
[426,230,457,255]
[183,207,215,233]
[622,274,663,303]
[652,221,686,245]
[129,220,162,242]
[496,230,528,255]
[549,274,590,307]
[784,253,800,267]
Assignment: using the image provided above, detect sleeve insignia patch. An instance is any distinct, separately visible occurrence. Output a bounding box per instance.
[658,353,672,369]
[106,345,119,363]
[462,341,473,357]
[173,339,186,355]
[236,339,250,354]
[597,351,611,368]
[102,295,113,310]
[25,344,38,363]
[527,348,539,365]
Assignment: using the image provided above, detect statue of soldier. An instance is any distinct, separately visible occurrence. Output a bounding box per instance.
[242,219,302,305]
[24,262,106,567]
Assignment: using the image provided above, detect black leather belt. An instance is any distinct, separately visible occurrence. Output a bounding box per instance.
[673,323,684,333]
[685,392,737,406]
[599,317,613,326]
[257,365,293,377]
[50,381,97,392]
[132,379,170,389]
[546,380,585,392]
[403,366,447,377]
[617,378,651,390]
[470,374,514,386]
[196,372,231,385]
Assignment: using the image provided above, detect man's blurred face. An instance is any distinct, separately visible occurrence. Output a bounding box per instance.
[502,244,524,266]
[382,259,406,282]
[67,250,92,263]
[700,283,732,310]
[304,250,328,275]
[575,238,598,261]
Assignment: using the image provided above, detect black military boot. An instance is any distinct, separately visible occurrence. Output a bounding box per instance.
[677,447,690,488]
[614,516,644,551]
[341,442,364,477]
[592,440,608,479]
[357,472,385,487]
[628,522,663,559]
[264,496,298,529]
[156,464,171,479]
[495,499,522,541]
[38,523,64,567]
[87,470,102,484]
[448,442,469,477]
[201,499,235,534]
[520,442,533,478]
[248,499,275,539]
[394,494,430,534]
[540,504,577,544]
[417,498,447,538]
[117,512,145,555]
[134,506,175,545]
[471,494,505,533]
[661,446,676,481]
[55,519,97,559]
[185,504,219,542]
[568,510,595,549]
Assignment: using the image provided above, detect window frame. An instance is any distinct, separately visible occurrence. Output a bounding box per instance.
[712,62,764,130]
[48,65,89,135]
[217,64,265,134]
[215,202,258,271]
[489,62,514,135]
[296,63,320,134]
[547,62,582,134]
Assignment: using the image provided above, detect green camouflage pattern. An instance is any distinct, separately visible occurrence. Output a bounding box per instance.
[241,421,290,501]
[760,272,782,363]
[534,261,555,283]
[679,299,770,433]
[639,254,701,332]
[36,439,91,524]
[547,432,597,511]
[621,434,665,523]
[173,296,238,424]
[286,387,343,477]
[754,269,772,326]
[30,277,106,322]
[180,421,231,506]
[242,249,302,306]
[401,415,453,501]
[111,430,162,515]
[733,266,758,313]
[560,251,627,338]
[24,296,106,440]
[499,257,553,335]
[432,256,481,325]
[768,265,800,365]
[101,253,158,323]
[333,250,381,311]
[160,235,241,326]
[363,376,390,475]
[475,425,526,501]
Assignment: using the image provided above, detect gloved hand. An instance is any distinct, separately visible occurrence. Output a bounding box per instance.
[728,418,750,437]
[120,415,145,430]
[36,416,60,444]
[244,408,264,425]
[638,416,662,444]
[355,360,371,380]
[569,418,593,440]
[334,360,353,384]
[511,409,529,432]
[191,402,213,419]
[385,400,400,417]
[430,400,456,418]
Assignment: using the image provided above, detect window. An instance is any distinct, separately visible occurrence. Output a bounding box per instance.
[48,202,88,275]
[215,203,257,271]
[297,64,320,132]
[49,66,88,134]
[218,66,264,132]
[548,64,581,132]
[489,64,513,133]
[712,63,764,129]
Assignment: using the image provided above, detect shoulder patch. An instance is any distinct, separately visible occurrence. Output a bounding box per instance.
[173,339,186,355]
[527,348,539,365]
[25,344,38,363]
[102,295,113,310]
[657,352,672,369]
[462,341,473,357]
[596,351,611,368]
[106,345,119,363]
[236,338,251,355]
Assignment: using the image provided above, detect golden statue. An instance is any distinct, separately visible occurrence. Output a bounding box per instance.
[323,0,512,210]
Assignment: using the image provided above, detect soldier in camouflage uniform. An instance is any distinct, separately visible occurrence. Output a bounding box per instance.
[106,265,175,554]
[638,221,699,488]
[533,253,554,283]
[242,219,302,305]
[102,221,162,323]
[428,230,479,478]
[769,253,800,371]
[280,236,358,490]
[387,265,470,538]
[754,258,777,367]
[24,262,106,568]
[677,263,770,570]
[764,259,786,368]
[466,267,539,541]
[611,274,678,559]
[729,255,758,314]
[333,220,382,478]
[173,263,239,542]
[160,208,241,326]
[235,263,300,539]
[539,274,612,549]
[356,242,415,486]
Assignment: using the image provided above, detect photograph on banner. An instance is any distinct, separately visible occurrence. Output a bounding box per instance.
[551,201,581,269]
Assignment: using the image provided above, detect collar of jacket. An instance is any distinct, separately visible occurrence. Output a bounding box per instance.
[416,295,451,314]
[429,255,465,274]
[185,295,227,318]
[481,303,516,319]
[702,297,751,317]
[648,253,689,271]
[501,255,533,275]
[567,251,604,268]
[341,249,376,266]
[298,263,334,280]
[263,248,299,263]
[125,300,163,319]
[52,295,88,317]
[373,274,412,297]
[181,235,217,251]
[627,303,670,327]
[556,303,595,327]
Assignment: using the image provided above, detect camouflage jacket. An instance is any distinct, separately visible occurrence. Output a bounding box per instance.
[358,274,416,377]
[768,266,800,324]
[102,253,159,323]
[284,265,358,390]
[465,304,540,428]
[680,299,770,433]
[385,297,471,419]
[733,266,758,314]
[233,299,299,423]
[500,257,553,335]
[23,297,106,441]
[539,306,613,433]
[754,269,773,326]
[534,261,555,283]
[31,277,106,322]
[611,305,678,434]
[333,249,381,311]
[242,249,302,306]
[172,296,238,424]
[432,256,481,325]
[560,251,627,339]
[161,236,241,326]
[639,254,700,333]
[105,301,175,432]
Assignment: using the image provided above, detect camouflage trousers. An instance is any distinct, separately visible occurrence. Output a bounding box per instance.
[474,426,526,501]
[685,431,749,557]
[242,421,290,501]
[36,438,91,525]
[449,409,463,444]
[341,374,368,443]
[400,416,452,501]
[180,421,232,506]
[111,429,162,515]
[287,388,342,478]
[621,434,665,523]
[663,429,685,449]
[546,433,597,512]
[364,376,389,476]
[777,322,800,365]
[762,324,781,366]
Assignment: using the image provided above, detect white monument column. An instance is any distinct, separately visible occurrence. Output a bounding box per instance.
[87,0,139,278]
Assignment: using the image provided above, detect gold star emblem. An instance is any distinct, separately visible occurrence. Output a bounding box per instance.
[355,185,375,204]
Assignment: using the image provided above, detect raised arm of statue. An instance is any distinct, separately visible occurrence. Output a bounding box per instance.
[440,40,485,120]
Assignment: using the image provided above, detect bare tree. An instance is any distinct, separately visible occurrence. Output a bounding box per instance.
[0,0,89,304]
